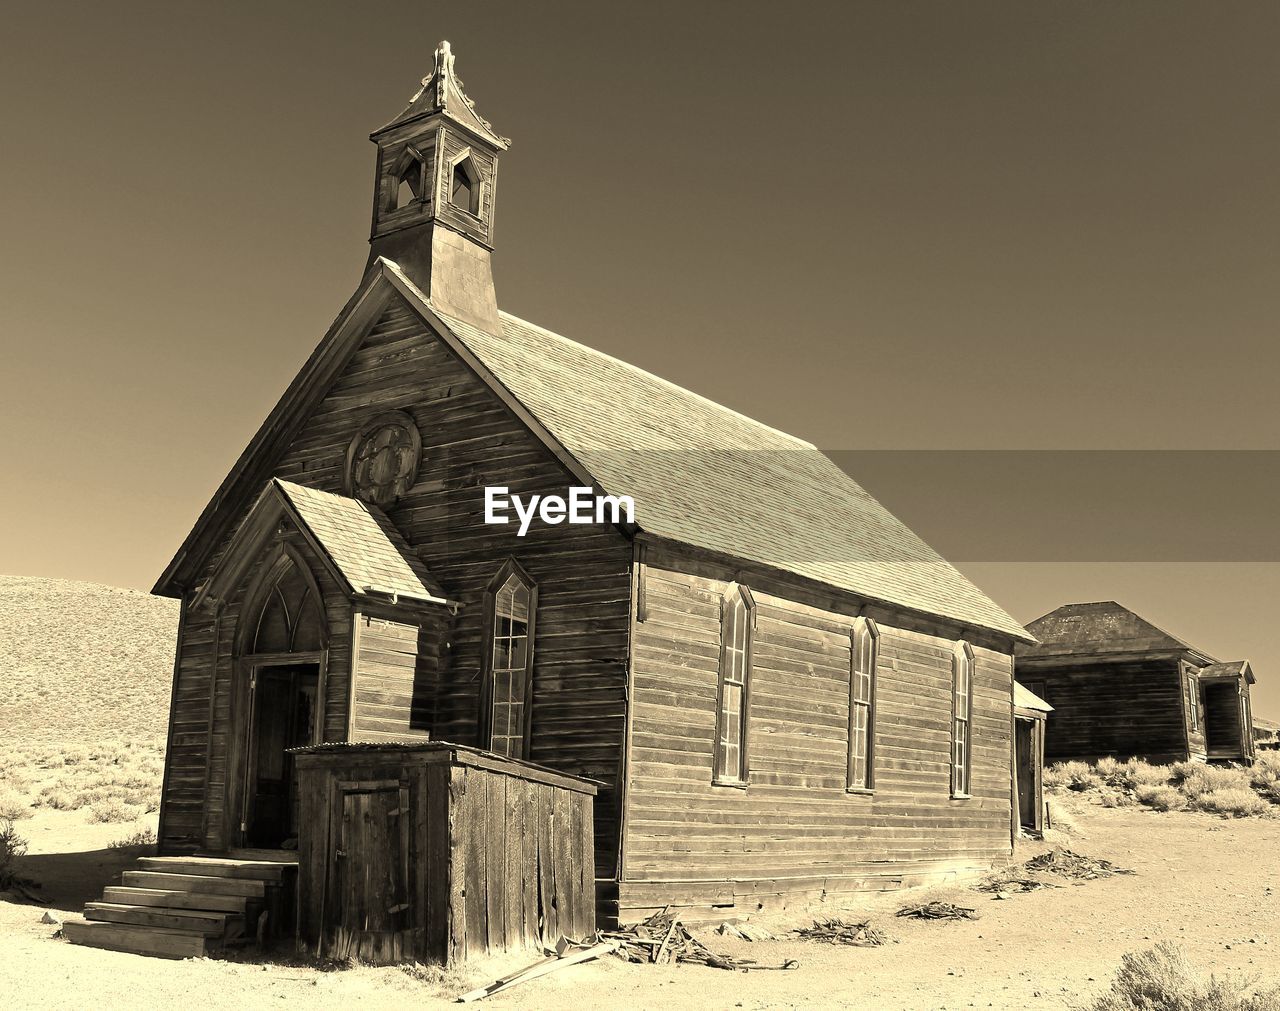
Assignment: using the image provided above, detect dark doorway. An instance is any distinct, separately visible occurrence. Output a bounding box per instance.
[247,663,319,848]
[1015,719,1037,831]
[1203,681,1243,758]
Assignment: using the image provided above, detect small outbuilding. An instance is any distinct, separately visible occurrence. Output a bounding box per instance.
[1016,601,1257,765]
[1012,682,1052,836]
[292,742,597,965]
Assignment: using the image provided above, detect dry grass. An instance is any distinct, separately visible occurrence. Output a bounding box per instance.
[1086,942,1280,1010]
[1046,757,1280,819]
[0,577,174,832]
[0,576,176,745]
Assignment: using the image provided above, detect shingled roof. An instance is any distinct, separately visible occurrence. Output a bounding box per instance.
[274,480,448,604]
[1197,660,1255,684]
[427,294,1029,641]
[193,478,448,610]
[1019,601,1211,660]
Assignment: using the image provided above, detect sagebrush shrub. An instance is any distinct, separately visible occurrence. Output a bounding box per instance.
[1193,788,1269,818]
[0,818,28,889]
[1045,761,1100,792]
[108,828,157,851]
[1177,764,1253,799]
[1087,942,1280,1011]
[88,799,143,824]
[1135,784,1187,811]
[1117,759,1171,790]
[1249,753,1280,804]
[0,788,32,821]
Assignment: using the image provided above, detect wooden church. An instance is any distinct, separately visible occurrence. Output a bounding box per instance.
[69,42,1039,960]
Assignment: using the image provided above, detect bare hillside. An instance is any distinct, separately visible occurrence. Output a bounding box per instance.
[0,576,177,744]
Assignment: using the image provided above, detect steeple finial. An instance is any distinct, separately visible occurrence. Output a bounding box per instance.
[435,40,454,79]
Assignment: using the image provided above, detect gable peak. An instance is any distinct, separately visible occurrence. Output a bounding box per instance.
[373,40,510,150]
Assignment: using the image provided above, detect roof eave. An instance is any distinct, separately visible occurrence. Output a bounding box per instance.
[635,531,1034,645]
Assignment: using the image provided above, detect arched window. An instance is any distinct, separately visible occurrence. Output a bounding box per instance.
[714,583,754,785]
[451,158,480,215]
[951,641,975,797]
[483,561,537,759]
[249,557,324,655]
[847,617,878,791]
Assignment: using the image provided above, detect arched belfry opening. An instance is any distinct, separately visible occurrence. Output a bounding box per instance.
[450,157,480,216]
[236,548,329,849]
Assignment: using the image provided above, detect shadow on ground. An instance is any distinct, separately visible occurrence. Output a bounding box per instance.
[12,846,143,912]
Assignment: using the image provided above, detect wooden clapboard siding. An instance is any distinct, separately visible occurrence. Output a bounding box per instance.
[159,294,632,875]
[348,611,436,743]
[619,555,1016,921]
[1015,656,1187,763]
[1184,660,1208,758]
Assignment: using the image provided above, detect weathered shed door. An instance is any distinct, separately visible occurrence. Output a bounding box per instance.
[327,779,412,963]
[1015,719,1036,831]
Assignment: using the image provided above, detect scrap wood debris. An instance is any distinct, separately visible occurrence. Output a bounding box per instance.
[793,918,887,946]
[896,901,978,921]
[717,921,774,941]
[602,908,798,972]
[975,871,1058,894]
[1025,848,1134,881]
[976,847,1135,898]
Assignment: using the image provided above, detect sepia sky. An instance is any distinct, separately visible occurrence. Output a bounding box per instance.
[2,2,1278,713]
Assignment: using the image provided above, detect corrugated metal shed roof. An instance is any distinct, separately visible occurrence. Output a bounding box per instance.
[429,302,1030,641]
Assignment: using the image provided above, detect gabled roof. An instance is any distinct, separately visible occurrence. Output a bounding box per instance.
[432,301,1030,641]
[1196,660,1255,684]
[158,260,1030,642]
[1018,601,1211,660]
[275,480,448,604]
[372,41,509,150]
[194,478,449,611]
[1014,681,1053,713]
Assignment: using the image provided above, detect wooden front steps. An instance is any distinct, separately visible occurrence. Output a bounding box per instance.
[63,854,297,960]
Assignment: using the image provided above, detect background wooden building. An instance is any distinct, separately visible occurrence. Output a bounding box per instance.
[139,42,1035,938]
[1016,601,1257,765]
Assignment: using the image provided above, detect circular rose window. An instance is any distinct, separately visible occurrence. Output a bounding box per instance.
[345,411,422,507]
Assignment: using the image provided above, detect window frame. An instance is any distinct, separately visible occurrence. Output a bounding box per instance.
[713,583,755,787]
[846,616,878,793]
[951,640,975,799]
[478,558,537,761]
[1185,669,1200,734]
[448,152,482,217]
[388,145,425,212]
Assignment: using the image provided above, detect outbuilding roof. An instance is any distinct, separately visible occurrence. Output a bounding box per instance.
[1196,660,1255,684]
[1014,681,1053,713]
[1018,601,1210,660]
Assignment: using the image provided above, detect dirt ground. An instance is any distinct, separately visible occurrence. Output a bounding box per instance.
[2,795,1277,1010]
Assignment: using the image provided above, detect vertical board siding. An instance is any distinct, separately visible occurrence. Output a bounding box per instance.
[621,563,1015,921]
[295,748,595,965]
[159,296,631,875]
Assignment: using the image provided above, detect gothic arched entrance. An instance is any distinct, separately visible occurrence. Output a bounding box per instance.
[236,547,328,849]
